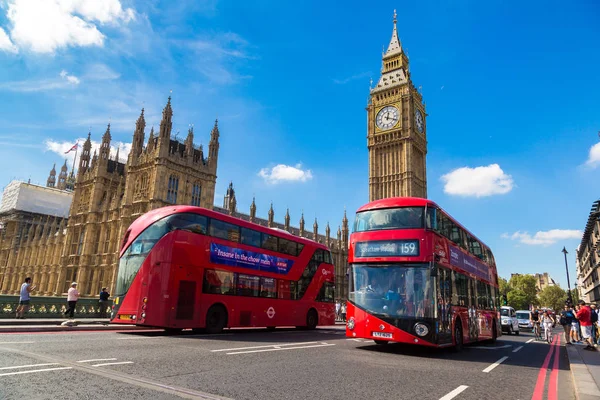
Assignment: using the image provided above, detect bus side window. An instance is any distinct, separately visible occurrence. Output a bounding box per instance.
[426,207,437,230]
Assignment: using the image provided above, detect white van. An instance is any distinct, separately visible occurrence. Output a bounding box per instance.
[500,306,520,335]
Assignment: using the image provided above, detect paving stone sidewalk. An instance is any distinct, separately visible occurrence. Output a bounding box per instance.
[567,343,600,400]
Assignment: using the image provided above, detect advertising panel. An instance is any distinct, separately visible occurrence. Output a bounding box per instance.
[210,243,294,274]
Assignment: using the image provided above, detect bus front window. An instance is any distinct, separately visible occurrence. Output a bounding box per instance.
[116,217,172,296]
[353,207,425,232]
[349,264,434,319]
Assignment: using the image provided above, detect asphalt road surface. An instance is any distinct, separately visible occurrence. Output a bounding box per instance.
[0,326,574,400]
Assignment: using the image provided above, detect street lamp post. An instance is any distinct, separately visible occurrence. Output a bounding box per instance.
[562,247,573,305]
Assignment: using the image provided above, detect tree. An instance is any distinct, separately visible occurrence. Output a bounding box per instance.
[538,286,567,312]
[507,289,529,310]
[498,277,511,305]
[570,288,580,305]
[509,275,538,308]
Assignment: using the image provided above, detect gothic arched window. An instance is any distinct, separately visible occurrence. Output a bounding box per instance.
[167,175,179,204]
[191,183,201,207]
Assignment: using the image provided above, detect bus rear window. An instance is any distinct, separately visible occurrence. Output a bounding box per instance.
[353,207,424,232]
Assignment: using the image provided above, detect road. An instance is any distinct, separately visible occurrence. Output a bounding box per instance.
[0,327,574,400]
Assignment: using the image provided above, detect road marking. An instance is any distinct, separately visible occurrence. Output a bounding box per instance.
[211,341,319,352]
[471,344,512,350]
[226,343,335,355]
[0,341,35,344]
[439,385,469,400]
[346,339,362,342]
[526,339,534,343]
[548,335,561,400]
[512,346,524,353]
[92,361,135,367]
[0,366,72,377]
[531,334,558,400]
[77,358,118,363]
[482,356,509,373]
[0,363,58,370]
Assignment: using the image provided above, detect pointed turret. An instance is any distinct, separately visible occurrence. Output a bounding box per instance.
[146,127,155,153]
[284,208,290,232]
[57,160,68,190]
[337,226,342,241]
[268,202,274,228]
[47,164,56,188]
[384,10,402,57]
[208,119,220,168]
[99,123,111,161]
[185,125,194,157]
[299,212,305,237]
[91,150,98,169]
[159,97,173,139]
[224,181,235,211]
[250,197,256,222]
[66,171,76,191]
[131,108,146,159]
[342,208,349,247]
[325,222,331,245]
[313,218,318,240]
[114,146,120,163]
[371,10,410,94]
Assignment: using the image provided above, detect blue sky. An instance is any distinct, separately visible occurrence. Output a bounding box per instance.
[0,0,599,288]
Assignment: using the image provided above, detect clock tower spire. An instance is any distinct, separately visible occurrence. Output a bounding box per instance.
[367,10,428,201]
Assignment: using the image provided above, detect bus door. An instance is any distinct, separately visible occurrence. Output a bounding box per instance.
[436,266,452,345]
[169,264,200,327]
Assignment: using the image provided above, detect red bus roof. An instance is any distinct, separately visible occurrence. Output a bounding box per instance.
[354,197,490,251]
[121,205,328,256]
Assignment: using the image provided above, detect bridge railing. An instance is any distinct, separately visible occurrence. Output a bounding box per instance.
[0,295,113,319]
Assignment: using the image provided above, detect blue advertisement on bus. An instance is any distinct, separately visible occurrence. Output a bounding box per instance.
[209,243,294,274]
[449,245,490,282]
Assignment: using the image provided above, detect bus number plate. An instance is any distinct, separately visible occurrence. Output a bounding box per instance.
[119,315,132,321]
[372,332,392,339]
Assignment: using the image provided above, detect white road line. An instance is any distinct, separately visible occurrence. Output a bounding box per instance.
[77,358,118,363]
[526,339,534,343]
[0,367,72,377]
[92,361,135,367]
[0,363,58,370]
[482,356,509,373]
[0,341,35,344]
[512,346,524,353]
[470,345,512,350]
[211,341,319,352]
[439,385,469,400]
[346,339,362,342]
[227,343,335,355]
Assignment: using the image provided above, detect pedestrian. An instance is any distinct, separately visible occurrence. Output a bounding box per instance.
[571,305,582,343]
[335,301,341,321]
[576,300,596,351]
[98,287,110,318]
[340,302,347,322]
[559,305,574,344]
[15,277,35,319]
[591,304,599,345]
[64,282,79,319]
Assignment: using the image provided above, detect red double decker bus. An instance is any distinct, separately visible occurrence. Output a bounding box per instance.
[346,197,500,349]
[111,206,335,333]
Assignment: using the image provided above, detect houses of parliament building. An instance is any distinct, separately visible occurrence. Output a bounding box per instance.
[0,12,428,300]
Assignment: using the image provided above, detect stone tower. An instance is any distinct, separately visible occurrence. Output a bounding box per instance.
[367,10,428,201]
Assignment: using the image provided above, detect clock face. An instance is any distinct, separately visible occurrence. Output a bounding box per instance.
[415,109,424,133]
[376,106,399,130]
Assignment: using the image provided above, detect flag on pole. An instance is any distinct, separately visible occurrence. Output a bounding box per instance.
[64,143,78,154]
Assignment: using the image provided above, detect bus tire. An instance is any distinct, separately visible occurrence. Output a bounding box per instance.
[306,309,318,330]
[266,326,276,331]
[164,328,183,335]
[374,340,389,345]
[205,304,228,334]
[490,321,497,343]
[453,321,463,352]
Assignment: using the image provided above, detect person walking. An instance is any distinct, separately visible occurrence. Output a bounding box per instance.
[576,300,596,351]
[571,305,582,343]
[15,277,35,319]
[340,302,347,322]
[64,282,79,319]
[98,287,110,318]
[559,305,574,344]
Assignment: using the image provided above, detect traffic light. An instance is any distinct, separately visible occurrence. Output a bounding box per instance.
[503,295,508,305]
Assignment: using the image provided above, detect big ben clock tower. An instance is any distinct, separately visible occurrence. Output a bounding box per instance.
[367,10,427,201]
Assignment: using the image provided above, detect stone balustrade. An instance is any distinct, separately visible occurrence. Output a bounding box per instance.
[0,295,112,319]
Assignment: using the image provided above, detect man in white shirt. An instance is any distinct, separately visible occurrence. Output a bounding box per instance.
[16,277,35,319]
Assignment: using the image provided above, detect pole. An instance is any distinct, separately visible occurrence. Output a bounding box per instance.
[71,143,78,175]
[562,247,572,305]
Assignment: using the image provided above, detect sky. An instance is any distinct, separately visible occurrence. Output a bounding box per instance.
[0,0,599,289]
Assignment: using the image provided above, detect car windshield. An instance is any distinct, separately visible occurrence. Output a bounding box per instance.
[353,207,425,232]
[516,312,530,319]
[500,308,510,316]
[349,264,434,318]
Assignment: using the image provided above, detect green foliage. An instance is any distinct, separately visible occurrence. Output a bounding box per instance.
[507,289,529,310]
[538,286,567,312]
[508,275,538,307]
[570,288,580,304]
[498,277,511,297]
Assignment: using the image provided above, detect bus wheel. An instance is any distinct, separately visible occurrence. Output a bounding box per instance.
[206,305,227,334]
[306,309,318,330]
[164,328,183,335]
[490,322,497,343]
[453,322,463,352]
[266,326,276,331]
[374,340,389,345]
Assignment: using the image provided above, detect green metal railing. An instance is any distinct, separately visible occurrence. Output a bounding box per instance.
[0,295,113,319]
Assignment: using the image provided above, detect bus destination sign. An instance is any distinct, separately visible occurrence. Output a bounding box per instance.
[354,240,420,257]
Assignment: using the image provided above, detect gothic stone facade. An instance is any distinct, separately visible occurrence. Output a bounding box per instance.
[367,11,428,201]
[0,97,219,296]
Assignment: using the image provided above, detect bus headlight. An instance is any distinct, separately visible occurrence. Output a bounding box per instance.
[141,312,146,319]
[131,315,136,320]
[347,317,355,330]
[414,323,429,337]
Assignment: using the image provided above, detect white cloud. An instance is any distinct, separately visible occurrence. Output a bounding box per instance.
[0,70,80,92]
[83,63,120,81]
[60,70,80,85]
[258,164,313,184]
[0,27,18,53]
[441,164,514,197]
[585,142,600,168]
[45,136,131,165]
[332,71,371,85]
[4,0,135,54]
[503,229,583,246]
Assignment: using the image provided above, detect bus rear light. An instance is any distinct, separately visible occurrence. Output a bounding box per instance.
[414,323,429,337]
[141,312,146,319]
[347,317,355,330]
[143,297,148,303]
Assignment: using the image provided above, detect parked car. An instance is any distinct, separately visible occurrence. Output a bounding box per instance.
[500,306,520,335]
[516,310,533,330]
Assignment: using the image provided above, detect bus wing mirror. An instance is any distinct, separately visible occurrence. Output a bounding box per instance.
[429,261,438,277]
